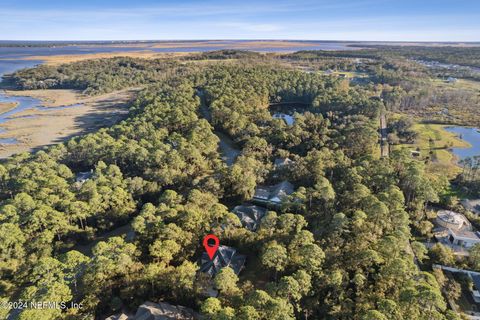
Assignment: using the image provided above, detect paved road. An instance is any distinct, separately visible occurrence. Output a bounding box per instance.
[380,114,389,157]
[197,90,240,166]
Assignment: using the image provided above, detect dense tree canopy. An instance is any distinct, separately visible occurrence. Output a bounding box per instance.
[0,55,453,319]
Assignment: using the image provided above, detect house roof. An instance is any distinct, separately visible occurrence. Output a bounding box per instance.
[436,210,471,230]
[274,157,294,168]
[271,181,294,199]
[472,275,480,291]
[253,187,270,200]
[105,313,130,320]
[133,301,199,320]
[450,228,480,240]
[461,199,480,214]
[272,113,295,126]
[76,171,93,182]
[253,181,294,204]
[199,245,246,277]
[106,301,199,320]
[233,205,267,231]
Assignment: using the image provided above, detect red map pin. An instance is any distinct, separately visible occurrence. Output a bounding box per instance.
[203,234,220,260]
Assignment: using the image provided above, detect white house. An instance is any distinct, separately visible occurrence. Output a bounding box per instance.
[434,209,480,251]
[448,228,480,248]
[436,210,472,231]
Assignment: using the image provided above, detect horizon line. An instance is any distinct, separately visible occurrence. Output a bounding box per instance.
[1,39,480,43]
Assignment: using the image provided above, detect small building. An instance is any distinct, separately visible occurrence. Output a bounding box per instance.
[233,205,267,231]
[75,171,93,184]
[106,301,199,320]
[199,245,246,277]
[470,274,480,303]
[448,228,480,248]
[446,77,458,83]
[134,301,198,320]
[273,113,295,126]
[253,181,295,206]
[433,210,480,252]
[410,150,421,157]
[461,199,480,215]
[274,157,294,169]
[105,314,129,320]
[436,210,472,231]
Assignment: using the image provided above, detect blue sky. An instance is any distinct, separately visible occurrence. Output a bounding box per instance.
[1,0,479,41]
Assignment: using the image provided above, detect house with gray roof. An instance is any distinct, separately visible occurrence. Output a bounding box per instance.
[461,199,480,215]
[134,301,199,320]
[233,205,267,231]
[273,113,295,126]
[252,181,294,206]
[446,76,458,83]
[199,245,246,277]
[106,301,199,320]
[274,157,294,169]
[470,274,480,303]
[75,171,93,184]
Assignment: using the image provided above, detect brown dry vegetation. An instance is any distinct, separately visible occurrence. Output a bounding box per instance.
[0,88,136,158]
[24,51,192,65]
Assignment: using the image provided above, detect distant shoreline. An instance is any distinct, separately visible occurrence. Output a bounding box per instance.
[1,39,480,48]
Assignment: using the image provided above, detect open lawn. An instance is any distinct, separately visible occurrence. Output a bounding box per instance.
[393,123,470,178]
[431,77,480,91]
[320,70,369,78]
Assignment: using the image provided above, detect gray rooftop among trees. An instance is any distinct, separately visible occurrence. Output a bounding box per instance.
[199,245,246,277]
[106,301,200,320]
[233,204,267,231]
[253,180,294,204]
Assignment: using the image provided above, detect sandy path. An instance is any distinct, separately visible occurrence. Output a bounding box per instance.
[0,102,18,114]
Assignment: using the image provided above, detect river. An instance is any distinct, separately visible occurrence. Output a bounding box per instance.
[0,41,359,60]
[445,126,480,160]
[0,59,85,146]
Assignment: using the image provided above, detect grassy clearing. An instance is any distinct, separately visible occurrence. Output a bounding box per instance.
[320,70,369,78]
[431,77,480,91]
[393,123,470,178]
